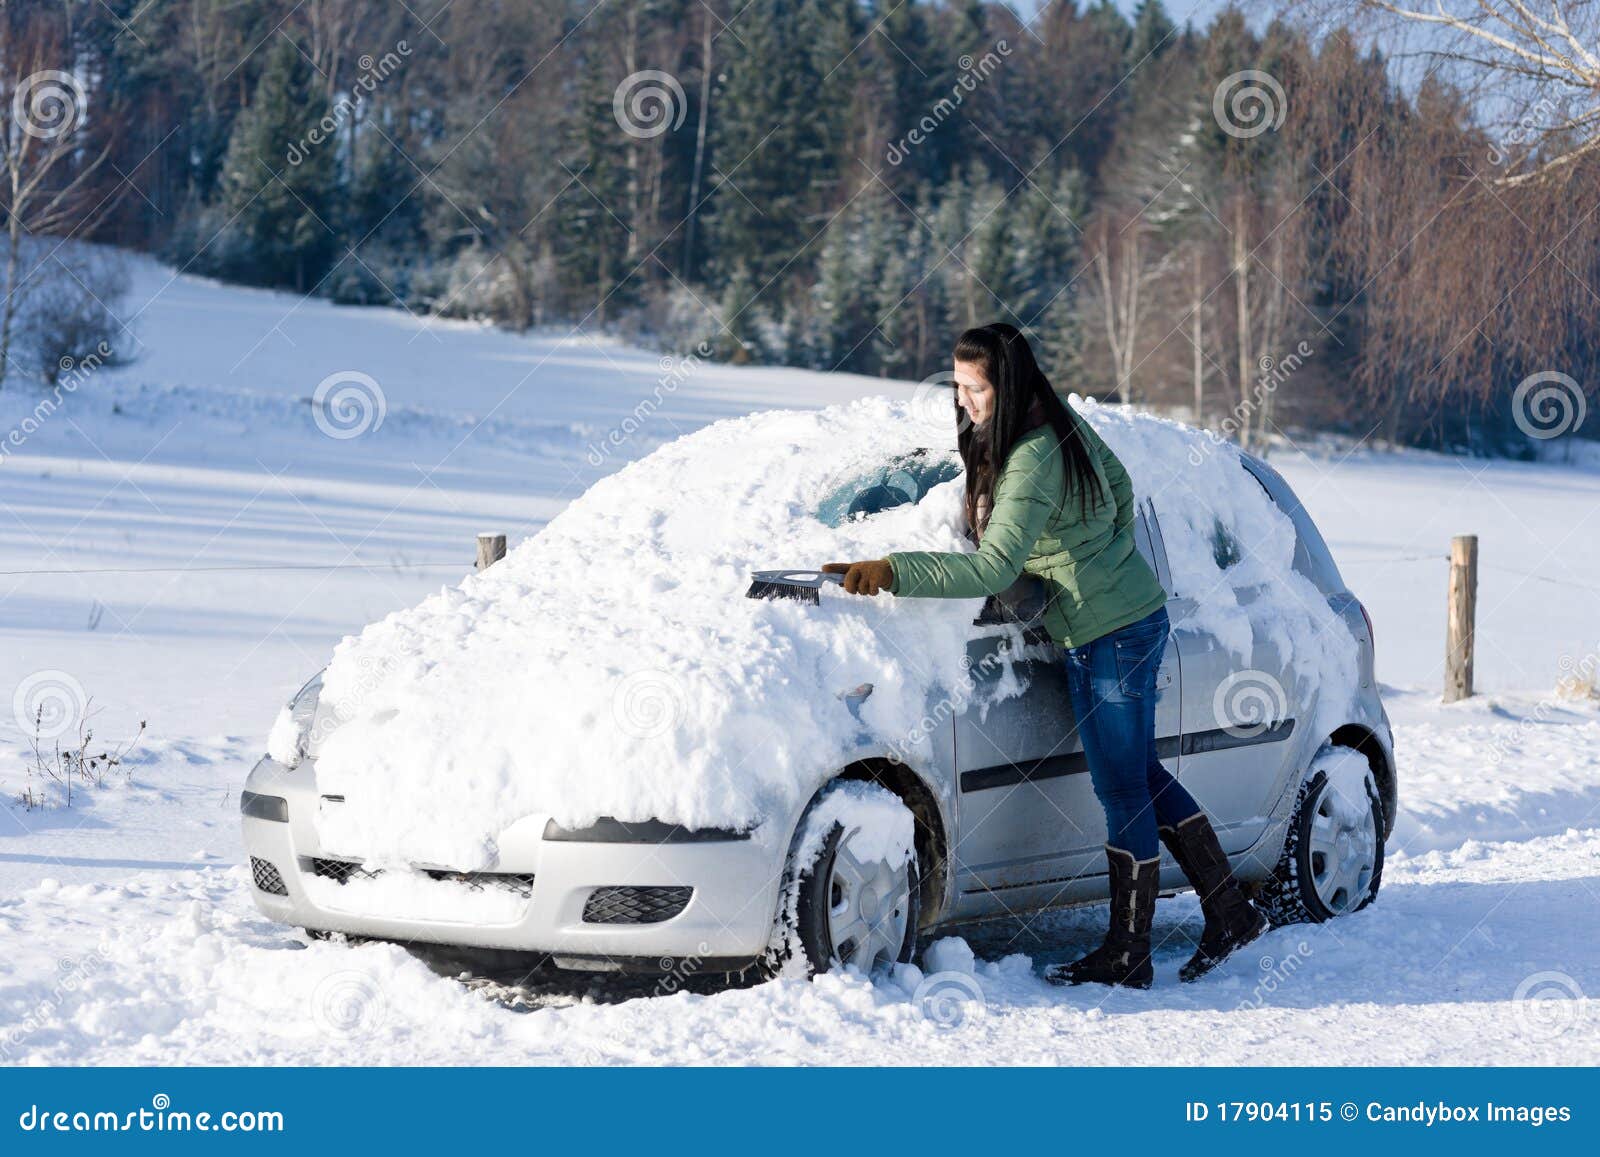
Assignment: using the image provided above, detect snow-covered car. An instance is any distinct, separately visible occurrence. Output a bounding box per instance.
[241,398,1395,977]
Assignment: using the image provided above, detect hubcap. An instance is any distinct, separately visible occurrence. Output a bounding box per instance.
[1306,779,1378,914]
[824,833,911,974]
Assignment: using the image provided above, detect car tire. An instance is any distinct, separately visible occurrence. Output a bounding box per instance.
[1259,752,1384,927]
[786,791,920,977]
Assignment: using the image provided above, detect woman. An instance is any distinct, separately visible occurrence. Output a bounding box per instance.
[824,323,1265,988]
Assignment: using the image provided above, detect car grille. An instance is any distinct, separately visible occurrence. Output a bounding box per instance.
[251,857,288,896]
[310,857,381,885]
[422,868,536,897]
[581,885,693,925]
[309,857,535,898]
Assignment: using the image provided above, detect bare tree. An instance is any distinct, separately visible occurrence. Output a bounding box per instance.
[1088,213,1171,406]
[423,1,569,328]
[1189,242,1214,423]
[683,2,716,275]
[1343,0,1600,186]
[0,8,117,385]
[294,0,377,101]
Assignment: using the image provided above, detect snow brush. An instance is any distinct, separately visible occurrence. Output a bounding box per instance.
[745,569,843,605]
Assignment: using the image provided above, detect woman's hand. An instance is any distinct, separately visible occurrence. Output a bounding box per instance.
[822,560,895,596]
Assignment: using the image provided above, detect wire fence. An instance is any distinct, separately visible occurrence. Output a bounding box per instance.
[0,561,469,577]
[1331,550,1600,596]
[3,547,1596,594]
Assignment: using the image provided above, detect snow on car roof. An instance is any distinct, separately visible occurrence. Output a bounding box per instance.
[306,395,1357,870]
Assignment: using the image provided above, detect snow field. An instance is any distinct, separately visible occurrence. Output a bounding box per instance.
[2,257,1596,1065]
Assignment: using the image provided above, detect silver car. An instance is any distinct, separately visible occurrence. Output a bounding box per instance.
[242,447,1394,979]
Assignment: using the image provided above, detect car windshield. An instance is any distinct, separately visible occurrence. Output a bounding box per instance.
[816,449,962,527]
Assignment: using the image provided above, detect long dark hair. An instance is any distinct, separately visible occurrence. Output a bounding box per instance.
[952,323,1105,533]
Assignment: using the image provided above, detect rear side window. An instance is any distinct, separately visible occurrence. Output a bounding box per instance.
[817,449,962,527]
[1239,458,1344,591]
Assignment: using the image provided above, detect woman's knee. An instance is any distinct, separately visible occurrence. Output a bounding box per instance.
[1090,774,1150,815]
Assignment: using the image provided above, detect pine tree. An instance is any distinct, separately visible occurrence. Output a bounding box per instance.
[560,31,636,326]
[927,169,975,337]
[1127,0,1177,71]
[868,0,945,188]
[810,206,870,371]
[707,0,834,291]
[807,0,867,183]
[210,39,337,290]
[1010,168,1087,344]
[873,204,931,379]
[717,260,768,362]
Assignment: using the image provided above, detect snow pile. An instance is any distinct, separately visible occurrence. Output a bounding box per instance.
[921,936,977,976]
[302,871,528,925]
[1316,745,1378,825]
[793,780,917,873]
[306,396,1358,870]
[11,825,1600,1064]
[266,704,302,768]
[1102,407,1361,741]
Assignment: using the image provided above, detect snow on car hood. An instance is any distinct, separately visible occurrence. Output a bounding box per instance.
[306,396,1357,870]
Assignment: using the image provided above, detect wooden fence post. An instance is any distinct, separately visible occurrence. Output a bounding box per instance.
[476,533,507,571]
[1444,534,1478,703]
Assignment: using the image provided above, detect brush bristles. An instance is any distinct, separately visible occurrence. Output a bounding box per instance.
[744,579,821,604]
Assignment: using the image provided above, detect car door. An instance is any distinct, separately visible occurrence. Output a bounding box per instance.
[948,505,1180,920]
[1146,506,1301,855]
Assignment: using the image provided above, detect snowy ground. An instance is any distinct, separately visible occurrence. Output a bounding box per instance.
[2,257,1597,1064]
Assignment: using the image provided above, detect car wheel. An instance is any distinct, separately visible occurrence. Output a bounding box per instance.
[789,790,920,977]
[1259,752,1384,926]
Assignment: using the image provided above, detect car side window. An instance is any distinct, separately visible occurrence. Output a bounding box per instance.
[1211,516,1243,570]
[816,449,962,527]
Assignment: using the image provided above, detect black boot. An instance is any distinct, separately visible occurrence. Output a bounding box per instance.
[1160,813,1267,982]
[1045,846,1159,989]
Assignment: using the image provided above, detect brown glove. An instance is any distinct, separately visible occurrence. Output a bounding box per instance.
[822,559,895,597]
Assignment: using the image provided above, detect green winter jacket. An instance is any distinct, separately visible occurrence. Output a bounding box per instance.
[887,417,1166,649]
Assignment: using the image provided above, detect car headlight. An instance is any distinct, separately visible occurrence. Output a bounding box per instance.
[266,671,324,768]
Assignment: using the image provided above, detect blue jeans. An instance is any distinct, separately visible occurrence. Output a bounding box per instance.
[1063,605,1203,860]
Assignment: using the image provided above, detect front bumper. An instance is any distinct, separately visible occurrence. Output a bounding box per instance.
[240,756,785,968]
